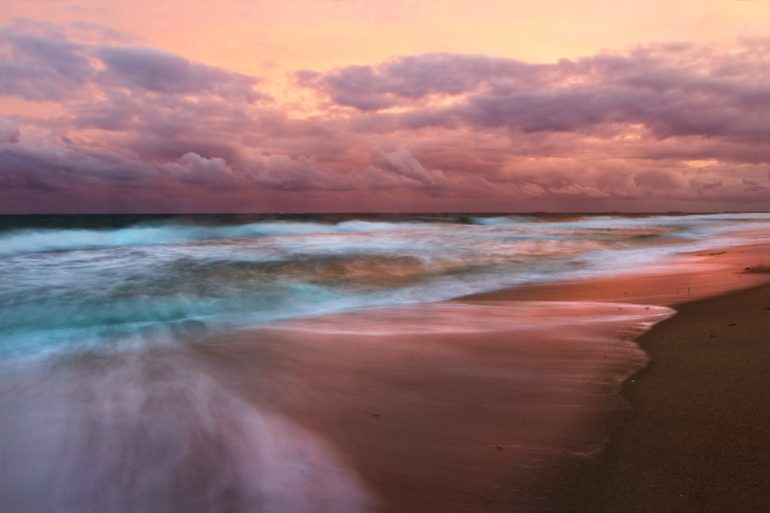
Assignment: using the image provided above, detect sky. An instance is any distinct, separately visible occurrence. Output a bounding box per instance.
[1,0,769,213]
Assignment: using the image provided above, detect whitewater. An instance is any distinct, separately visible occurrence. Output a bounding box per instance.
[1,212,769,359]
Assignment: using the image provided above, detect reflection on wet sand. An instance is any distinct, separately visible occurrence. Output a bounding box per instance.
[200,301,672,513]
[0,300,671,513]
[0,223,767,513]
[0,348,373,513]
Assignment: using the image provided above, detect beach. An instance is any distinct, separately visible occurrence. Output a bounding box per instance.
[5,0,770,509]
[472,244,770,512]
[1,214,769,512]
[562,285,770,512]
[202,300,666,513]
[199,238,770,512]
[560,281,770,513]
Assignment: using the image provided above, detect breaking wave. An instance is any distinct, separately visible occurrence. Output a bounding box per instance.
[1,212,769,359]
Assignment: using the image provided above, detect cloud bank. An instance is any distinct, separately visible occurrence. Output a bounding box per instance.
[1,21,768,212]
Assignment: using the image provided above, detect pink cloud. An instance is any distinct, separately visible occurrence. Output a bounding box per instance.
[1,21,768,213]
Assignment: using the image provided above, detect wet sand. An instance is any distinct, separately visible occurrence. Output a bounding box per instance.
[464,242,770,307]
[202,302,669,513]
[3,240,767,513]
[469,243,770,512]
[195,242,770,512]
[559,281,770,513]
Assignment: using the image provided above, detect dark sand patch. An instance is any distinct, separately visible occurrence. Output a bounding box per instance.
[558,282,770,513]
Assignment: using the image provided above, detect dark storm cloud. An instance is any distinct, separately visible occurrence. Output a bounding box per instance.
[297,54,539,110]
[0,136,159,191]
[0,22,263,103]
[97,46,260,100]
[0,28,93,100]
[0,132,442,195]
[0,118,21,144]
[302,43,770,143]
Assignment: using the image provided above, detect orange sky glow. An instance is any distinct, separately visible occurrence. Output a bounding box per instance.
[1,0,769,212]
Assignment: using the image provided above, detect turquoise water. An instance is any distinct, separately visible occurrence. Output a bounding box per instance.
[1,212,768,513]
[1,212,768,358]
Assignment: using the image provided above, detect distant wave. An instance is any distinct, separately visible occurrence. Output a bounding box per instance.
[0,220,430,256]
[2,212,770,359]
[469,212,770,230]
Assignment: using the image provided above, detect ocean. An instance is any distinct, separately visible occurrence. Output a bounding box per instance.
[2,212,768,359]
[0,212,768,512]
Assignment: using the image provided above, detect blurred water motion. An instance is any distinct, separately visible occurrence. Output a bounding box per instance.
[0,212,767,512]
[0,348,372,513]
[1,212,767,359]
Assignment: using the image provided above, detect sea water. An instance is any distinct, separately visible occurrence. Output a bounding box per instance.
[2,212,768,359]
[0,213,768,512]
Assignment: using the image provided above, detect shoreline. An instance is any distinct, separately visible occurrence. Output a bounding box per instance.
[461,240,770,512]
[201,240,769,512]
[3,235,768,512]
[206,300,665,513]
[461,241,770,307]
[557,281,770,512]
[228,239,770,513]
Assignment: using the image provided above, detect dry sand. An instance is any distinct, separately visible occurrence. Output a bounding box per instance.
[470,243,770,512]
[559,281,770,513]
